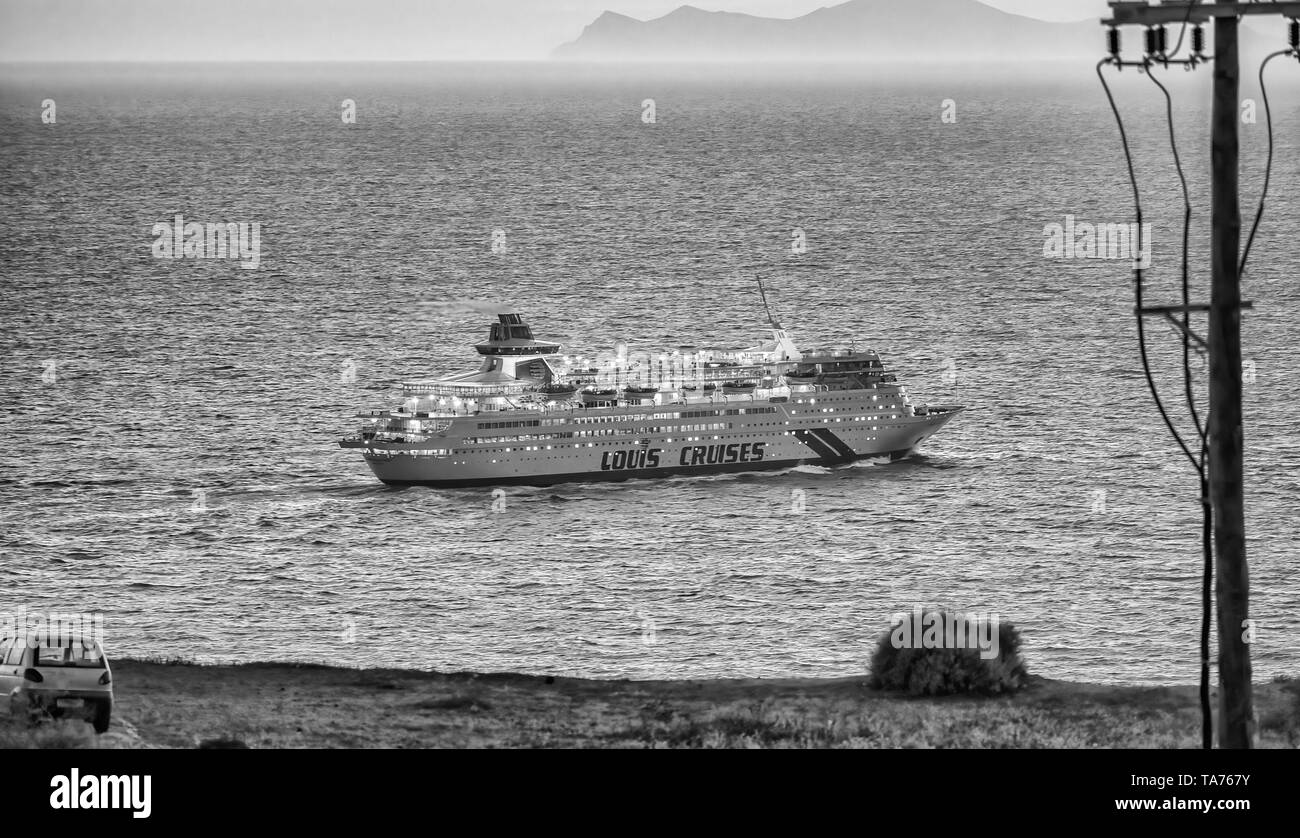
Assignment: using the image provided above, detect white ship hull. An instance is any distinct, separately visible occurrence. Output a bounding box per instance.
[343,393,961,488]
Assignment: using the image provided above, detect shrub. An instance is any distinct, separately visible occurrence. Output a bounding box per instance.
[869,610,1028,696]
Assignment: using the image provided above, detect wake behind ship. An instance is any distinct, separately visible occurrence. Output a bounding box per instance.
[340,311,962,487]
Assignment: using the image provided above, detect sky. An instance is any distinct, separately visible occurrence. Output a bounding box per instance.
[0,0,1110,61]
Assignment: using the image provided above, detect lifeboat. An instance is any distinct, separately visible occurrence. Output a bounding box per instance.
[621,385,659,401]
[580,387,619,406]
[537,382,579,399]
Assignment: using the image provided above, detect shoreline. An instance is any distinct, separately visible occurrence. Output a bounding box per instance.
[13,659,1294,749]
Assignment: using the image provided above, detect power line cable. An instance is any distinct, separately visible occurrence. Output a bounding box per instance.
[1144,64,1214,749]
[1167,0,1200,59]
[1095,60,1201,472]
[1239,50,1292,277]
[1098,56,1214,748]
[1145,69,1206,443]
[1147,65,1214,749]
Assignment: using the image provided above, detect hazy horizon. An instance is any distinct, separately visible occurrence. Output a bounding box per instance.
[0,0,1110,62]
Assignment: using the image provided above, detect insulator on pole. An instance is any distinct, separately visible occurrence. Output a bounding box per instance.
[1289,19,1299,52]
[1108,26,1121,58]
[1157,25,1168,55]
[1192,24,1206,56]
[1145,26,1158,56]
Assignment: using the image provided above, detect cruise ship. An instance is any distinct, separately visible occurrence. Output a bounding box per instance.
[340,309,962,487]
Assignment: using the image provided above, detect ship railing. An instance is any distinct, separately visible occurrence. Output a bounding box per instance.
[357,409,463,420]
[801,348,878,360]
[402,381,536,397]
[356,383,800,422]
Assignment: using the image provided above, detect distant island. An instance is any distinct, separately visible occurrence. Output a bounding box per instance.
[554,0,1101,63]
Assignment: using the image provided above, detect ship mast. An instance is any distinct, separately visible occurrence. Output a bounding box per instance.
[756,275,782,330]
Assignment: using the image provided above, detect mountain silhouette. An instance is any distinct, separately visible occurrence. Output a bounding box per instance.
[554,0,1104,62]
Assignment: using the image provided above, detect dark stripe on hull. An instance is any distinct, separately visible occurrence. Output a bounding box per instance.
[373,449,914,488]
[793,428,859,462]
[809,427,857,459]
[792,429,843,461]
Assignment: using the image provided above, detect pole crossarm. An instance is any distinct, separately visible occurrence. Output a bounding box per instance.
[1105,2,1300,26]
[1137,302,1254,314]
[1134,303,1253,349]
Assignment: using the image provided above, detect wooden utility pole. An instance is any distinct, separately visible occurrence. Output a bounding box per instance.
[1207,4,1253,750]
[1101,1,1300,748]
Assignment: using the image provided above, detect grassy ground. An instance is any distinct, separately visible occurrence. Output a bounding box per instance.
[3,660,1297,748]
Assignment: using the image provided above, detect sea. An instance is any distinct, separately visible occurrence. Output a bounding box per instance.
[1,62,1297,684]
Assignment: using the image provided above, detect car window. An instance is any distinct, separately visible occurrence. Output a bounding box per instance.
[35,644,105,668]
[3,642,26,666]
[73,645,106,667]
[36,646,68,666]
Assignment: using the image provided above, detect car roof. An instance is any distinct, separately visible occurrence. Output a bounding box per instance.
[2,635,105,651]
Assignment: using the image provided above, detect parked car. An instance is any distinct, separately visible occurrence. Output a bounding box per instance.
[0,635,113,733]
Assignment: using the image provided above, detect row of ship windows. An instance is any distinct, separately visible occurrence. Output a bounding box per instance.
[476,419,542,429]
[565,407,777,425]
[477,406,781,430]
[791,405,899,414]
[377,430,898,460]
[468,404,915,433]
[793,392,897,401]
[467,400,884,431]
[463,410,903,442]
[387,426,911,457]
[487,436,730,453]
[381,414,908,446]
[466,423,731,444]
[385,409,892,437]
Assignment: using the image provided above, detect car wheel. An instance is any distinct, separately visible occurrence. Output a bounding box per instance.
[92,702,111,734]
